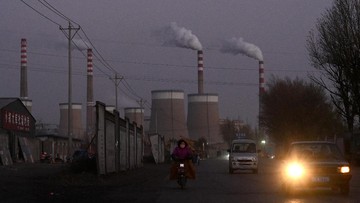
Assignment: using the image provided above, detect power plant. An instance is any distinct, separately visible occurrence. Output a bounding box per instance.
[187,50,221,144]
[149,90,188,142]
[148,51,222,145]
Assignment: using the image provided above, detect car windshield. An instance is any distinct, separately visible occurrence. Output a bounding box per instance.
[289,143,344,161]
[232,143,256,153]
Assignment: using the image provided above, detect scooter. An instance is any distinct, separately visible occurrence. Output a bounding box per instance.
[177,161,187,189]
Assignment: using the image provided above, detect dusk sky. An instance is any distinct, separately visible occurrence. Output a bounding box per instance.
[0,0,332,127]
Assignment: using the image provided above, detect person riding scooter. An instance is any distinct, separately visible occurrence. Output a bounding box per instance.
[169,139,196,183]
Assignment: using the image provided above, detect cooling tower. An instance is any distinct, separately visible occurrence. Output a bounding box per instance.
[149,90,188,142]
[59,103,84,140]
[125,107,144,127]
[187,94,221,144]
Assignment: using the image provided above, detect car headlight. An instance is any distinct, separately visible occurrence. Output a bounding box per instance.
[285,163,304,179]
[339,166,350,173]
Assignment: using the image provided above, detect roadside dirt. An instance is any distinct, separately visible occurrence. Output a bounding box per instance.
[0,162,170,202]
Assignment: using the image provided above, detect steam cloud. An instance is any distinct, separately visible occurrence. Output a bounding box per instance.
[71,38,91,51]
[220,37,263,61]
[159,22,202,50]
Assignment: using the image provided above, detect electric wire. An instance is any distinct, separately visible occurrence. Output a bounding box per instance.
[20,0,142,105]
[20,0,61,27]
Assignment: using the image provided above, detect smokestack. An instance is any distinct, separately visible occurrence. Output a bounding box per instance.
[198,50,204,94]
[20,38,28,99]
[19,38,32,112]
[259,61,265,95]
[258,61,265,130]
[86,49,94,144]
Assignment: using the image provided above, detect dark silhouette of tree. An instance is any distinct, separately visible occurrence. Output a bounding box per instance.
[307,0,360,133]
[259,76,345,150]
[220,119,255,147]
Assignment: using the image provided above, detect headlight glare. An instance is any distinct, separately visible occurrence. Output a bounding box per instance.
[340,166,350,173]
[286,163,304,178]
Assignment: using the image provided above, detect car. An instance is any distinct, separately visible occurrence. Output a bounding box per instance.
[228,139,258,174]
[281,141,352,195]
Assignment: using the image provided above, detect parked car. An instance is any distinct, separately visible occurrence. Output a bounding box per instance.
[281,141,352,195]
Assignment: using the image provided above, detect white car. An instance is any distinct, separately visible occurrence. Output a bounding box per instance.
[228,139,258,174]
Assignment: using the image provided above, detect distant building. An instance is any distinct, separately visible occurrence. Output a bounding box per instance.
[0,98,36,165]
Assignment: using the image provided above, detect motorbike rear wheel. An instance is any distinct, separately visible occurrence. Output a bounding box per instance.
[178,176,187,189]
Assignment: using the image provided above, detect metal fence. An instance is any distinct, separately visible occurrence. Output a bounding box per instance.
[95,101,143,175]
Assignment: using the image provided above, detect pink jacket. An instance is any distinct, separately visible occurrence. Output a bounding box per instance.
[171,146,193,160]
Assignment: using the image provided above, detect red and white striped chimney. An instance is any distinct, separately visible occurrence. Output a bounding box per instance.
[259,61,265,95]
[258,60,265,129]
[20,38,28,99]
[86,49,94,144]
[197,50,204,94]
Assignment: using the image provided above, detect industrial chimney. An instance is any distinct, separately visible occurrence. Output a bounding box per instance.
[197,50,204,94]
[258,60,265,130]
[19,38,32,112]
[149,90,188,142]
[259,61,265,95]
[86,49,95,144]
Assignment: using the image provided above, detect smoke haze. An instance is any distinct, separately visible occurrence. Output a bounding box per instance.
[220,37,263,61]
[158,22,202,51]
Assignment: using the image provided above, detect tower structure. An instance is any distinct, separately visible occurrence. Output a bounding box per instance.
[149,90,188,142]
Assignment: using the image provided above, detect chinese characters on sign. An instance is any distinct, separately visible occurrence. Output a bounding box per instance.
[1,110,30,132]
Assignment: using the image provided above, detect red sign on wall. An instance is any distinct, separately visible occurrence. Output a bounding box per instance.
[1,110,31,132]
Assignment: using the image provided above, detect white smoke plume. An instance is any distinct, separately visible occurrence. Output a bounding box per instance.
[220,37,263,61]
[71,38,91,51]
[158,22,202,50]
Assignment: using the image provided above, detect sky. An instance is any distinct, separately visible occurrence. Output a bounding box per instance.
[0,0,333,128]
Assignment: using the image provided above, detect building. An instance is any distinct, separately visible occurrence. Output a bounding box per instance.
[0,98,36,165]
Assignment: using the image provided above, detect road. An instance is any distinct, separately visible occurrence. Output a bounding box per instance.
[157,157,360,203]
[1,157,360,202]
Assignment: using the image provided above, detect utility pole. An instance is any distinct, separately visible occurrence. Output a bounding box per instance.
[60,21,79,157]
[110,73,123,111]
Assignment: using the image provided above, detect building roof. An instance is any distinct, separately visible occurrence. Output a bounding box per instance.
[0,98,18,109]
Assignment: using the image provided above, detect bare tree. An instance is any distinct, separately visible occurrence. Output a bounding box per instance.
[220,119,255,146]
[307,0,360,132]
[260,76,344,148]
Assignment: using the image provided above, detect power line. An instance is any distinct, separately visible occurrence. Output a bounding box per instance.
[0,48,316,73]
[20,0,61,26]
